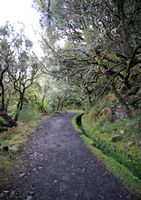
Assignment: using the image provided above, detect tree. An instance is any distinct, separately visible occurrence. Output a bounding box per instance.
[0,22,39,131]
[9,53,39,121]
[0,23,18,130]
[33,0,141,115]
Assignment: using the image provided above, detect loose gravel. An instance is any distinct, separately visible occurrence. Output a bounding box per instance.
[0,113,140,200]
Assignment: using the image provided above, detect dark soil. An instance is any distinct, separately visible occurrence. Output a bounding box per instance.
[0,113,140,200]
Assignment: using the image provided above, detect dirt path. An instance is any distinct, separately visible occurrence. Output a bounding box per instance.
[0,113,139,200]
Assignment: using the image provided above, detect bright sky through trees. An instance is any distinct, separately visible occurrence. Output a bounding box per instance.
[0,0,43,56]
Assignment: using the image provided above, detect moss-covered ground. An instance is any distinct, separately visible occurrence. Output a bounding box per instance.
[0,109,45,181]
[72,94,141,196]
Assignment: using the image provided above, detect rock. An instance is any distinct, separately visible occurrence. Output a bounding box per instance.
[120,129,124,134]
[75,193,78,197]
[38,166,42,170]
[0,193,4,198]
[10,191,15,197]
[9,146,18,153]
[111,103,128,122]
[29,191,35,196]
[81,168,86,173]
[111,135,123,142]
[26,195,33,200]
[3,190,9,194]
[20,173,26,178]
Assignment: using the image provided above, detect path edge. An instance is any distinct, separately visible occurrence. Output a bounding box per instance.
[71,113,141,198]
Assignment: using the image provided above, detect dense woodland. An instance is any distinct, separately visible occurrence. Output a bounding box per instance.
[33,0,141,115]
[0,0,141,126]
[0,0,141,191]
[0,0,141,130]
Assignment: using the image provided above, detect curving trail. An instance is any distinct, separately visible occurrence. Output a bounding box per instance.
[0,113,139,200]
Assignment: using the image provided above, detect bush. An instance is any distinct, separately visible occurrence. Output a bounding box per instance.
[18,106,42,123]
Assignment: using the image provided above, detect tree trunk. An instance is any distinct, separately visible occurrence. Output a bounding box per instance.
[0,79,17,130]
[111,83,132,118]
[5,94,11,110]
[14,91,25,121]
[0,109,17,128]
[0,80,5,110]
[116,0,132,57]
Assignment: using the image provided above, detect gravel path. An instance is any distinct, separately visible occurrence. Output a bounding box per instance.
[0,113,140,200]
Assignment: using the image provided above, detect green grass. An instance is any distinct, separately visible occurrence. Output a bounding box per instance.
[0,156,15,181]
[67,109,84,113]
[0,108,46,182]
[82,113,141,178]
[81,134,141,196]
[80,92,141,179]
[72,112,141,197]
[18,106,42,122]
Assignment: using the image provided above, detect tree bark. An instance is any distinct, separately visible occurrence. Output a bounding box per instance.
[14,91,25,121]
[0,80,5,110]
[0,109,17,128]
[111,83,132,118]
[115,0,132,57]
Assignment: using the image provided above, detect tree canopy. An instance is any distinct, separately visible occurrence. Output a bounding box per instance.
[0,23,40,130]
[0,0,141,131]
[33,0,141,115]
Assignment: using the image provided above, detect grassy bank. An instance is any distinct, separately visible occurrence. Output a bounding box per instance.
[0,108,46,181]
[72,109,141,196]
[81,134,141,196]
[82,109,141,179]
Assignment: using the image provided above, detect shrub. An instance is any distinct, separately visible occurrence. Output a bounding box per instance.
[18,106,42,123]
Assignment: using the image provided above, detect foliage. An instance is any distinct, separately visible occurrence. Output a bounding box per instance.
[33,0,141,117]
[18,106,42,122]
[0,22,44,131]
[0,109,44,181]
[81,97,141,179]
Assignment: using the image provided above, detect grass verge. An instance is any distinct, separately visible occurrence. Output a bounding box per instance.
[71,112,84,135]
[72,114,141,197]
[68,109,84,113]
[82,113,141,179]
[0,111,46,182]
[81,135,141,196]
